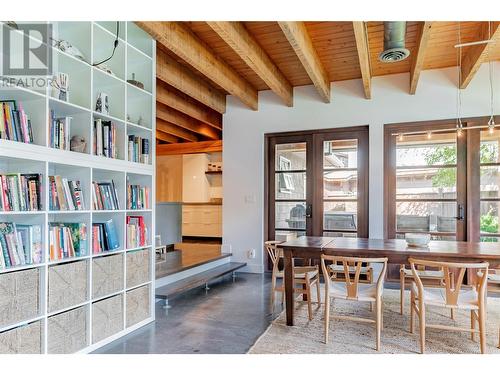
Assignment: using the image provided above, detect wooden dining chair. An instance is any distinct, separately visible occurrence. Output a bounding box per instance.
[321,254,388,351]
[487,269,500,348]
[265,241,321,320]
[408,258,489,354]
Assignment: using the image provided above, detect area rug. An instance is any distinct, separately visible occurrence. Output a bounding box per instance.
[249,289,500,354]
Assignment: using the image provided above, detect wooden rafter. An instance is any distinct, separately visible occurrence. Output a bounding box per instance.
[157,103,220,140]
[157,118,199,142]
[157,48,226,114]
[352,22,372,99]
[156,81,222,130]
[207,21,293,107]
[460,21,500,89]
[157,140,223,156]
[278,21,330,103]
[136,21,258,110]
[156,130,179,143]
[410,22,433,94]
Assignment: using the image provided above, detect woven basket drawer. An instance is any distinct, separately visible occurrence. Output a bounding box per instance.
[126,249,150,288]
[126,285,150,328]
[0,268,40,328]
[0,320,42,354]
[92,294,123,344]
[48,306,88,354]
[48,260,88,313]
[93,254,124,299]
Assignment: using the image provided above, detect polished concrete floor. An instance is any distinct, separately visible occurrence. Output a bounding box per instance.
[93,272,275,354]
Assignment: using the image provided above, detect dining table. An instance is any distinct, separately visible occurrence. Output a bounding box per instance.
[278,236,500,326]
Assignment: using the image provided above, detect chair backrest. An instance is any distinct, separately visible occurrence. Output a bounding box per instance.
[264,241,283,269]
[321,255,388,299]
[409,258,489,306]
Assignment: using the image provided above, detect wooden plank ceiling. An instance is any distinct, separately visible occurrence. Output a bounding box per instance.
[136,21,500,154]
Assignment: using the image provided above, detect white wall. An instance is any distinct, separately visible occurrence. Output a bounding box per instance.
[222,64,500,273]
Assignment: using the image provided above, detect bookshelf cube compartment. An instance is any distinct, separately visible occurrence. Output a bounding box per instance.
[92,211,125,253]
[95,22,126,40]
[0,88,48,147]
[92,169,126,210]
[126,22,153,58]
[92,293,123,344]
[52,21,92,65]
[93,25,126,81]
[126,284,150,328]
[92,69,126,121]
[92,113,126,161]
[127,85,152,129]
[48,163,91,211]
[48,259,89,313]
[126,211,151,249]
[0,268,40,328]
[92,253,124,299]
[48,305,88,354]
[126,125,152,165]
[127,46,152,94]
[0,320,42,354]
[52,51,92,110]
[126,173,152,209]
[126,248,150,288]
[48,212,90,263]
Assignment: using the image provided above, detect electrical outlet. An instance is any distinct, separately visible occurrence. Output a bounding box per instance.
[247,249,256,259]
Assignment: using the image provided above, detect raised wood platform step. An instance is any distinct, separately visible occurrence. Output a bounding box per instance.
[155,262,247,301]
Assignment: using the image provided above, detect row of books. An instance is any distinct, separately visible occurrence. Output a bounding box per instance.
[49,111,72,150]
[0,100,34,144]
[49,176,86,211]
[126,216,148,249]
[127,184,151,210]
[92,180,120,210]
[0,173,42,211]
[49,223,88,261]
[0,222,42,269]
[93,119,118,159]
[128,135,149,164]
[92,219,120,254]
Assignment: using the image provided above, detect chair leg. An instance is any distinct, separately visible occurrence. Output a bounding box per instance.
[498,326,500,349]
[305,279,313,321]
[410,289,415,334]
[315,278,321,305]
[370,302,373,312]
[376,298,382,351]
[270,276,276,313]
[419,300,426,354]
[400,272,405,315]
[470,311,475,342]
[324,296,330,344]
[281,290,285,305]
[478,306,486,354]
[450,308,455,320]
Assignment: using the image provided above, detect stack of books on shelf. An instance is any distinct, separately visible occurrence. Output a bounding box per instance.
[49,111,72,150]
[0,222,43,269]
[0,100,34,144]
[92,219,120,254]
[93,119,118,159]
[49,222,88,261]
[126,215,148,249]
[92,180,120,210]
[128,135,149,164]
[127,184,150,210]
[49,176,85,211]
[0,173,42,211]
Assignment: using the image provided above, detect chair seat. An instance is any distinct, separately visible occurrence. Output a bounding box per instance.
[411,282,479,309]
[276,267,319,280]
[488,273,500,284]
[329,264,372,274]
[402,268,444,279]
[327,282,379,302]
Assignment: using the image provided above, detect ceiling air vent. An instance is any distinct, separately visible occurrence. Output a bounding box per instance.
[378,21,410,63]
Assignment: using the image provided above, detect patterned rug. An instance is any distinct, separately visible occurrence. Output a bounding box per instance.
[249,289,500,354]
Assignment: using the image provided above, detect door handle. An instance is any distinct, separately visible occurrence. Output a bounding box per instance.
[305,204,312,218]
[456,204,464,221]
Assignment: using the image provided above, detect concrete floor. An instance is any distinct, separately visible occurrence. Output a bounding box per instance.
[93,272,275,354]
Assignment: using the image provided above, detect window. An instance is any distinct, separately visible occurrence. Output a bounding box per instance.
[480,129,500,242]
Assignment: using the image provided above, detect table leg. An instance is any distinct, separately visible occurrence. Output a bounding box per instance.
[284,248,294,326]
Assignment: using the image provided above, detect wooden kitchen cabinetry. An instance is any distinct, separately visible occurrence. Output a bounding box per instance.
[182,204,222,237]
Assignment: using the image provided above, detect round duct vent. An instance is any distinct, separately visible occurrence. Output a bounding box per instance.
[378,47,410,63]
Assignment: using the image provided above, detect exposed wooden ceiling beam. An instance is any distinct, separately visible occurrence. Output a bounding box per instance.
[352,22,372,99]
[207,21,293,107]
[156,130,179,144]
[156,81,222,130]
[278,21,330,103]
[157,103,220,140]
[137,21,258,110]
[157,118,199,142]
[157,140,223,156]
[460,21,500,89]
[410,22,434,95]
[157,48,226,114]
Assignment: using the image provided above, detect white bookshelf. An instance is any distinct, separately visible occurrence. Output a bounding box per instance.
[0,21,156,354]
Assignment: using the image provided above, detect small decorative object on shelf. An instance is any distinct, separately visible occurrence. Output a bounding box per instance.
[49,110,72,150]
[92,219,120,254]
[126,215,148,249]
[50,72,69,102]
[0,173,42,211]
[207,162,222,172]
[0,222,43,269]
[51,38,88,63]
[49,222,88,261]
[95,64,115,76]
[49,175,85,211]
[127,183,150,210]
[93,119,117,158]
[95,92,109,115]
[0,100,34,144]
[92,180,120,210]
[70,135,87,153]
[127,73,144,90]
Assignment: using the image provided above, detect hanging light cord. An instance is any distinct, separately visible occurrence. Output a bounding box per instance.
[456,21,463,131]
[92,22,119,67]
[487,21,495,127]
